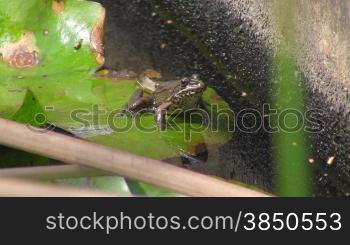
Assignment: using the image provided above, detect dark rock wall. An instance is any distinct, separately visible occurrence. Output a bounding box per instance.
[94,0,350,196]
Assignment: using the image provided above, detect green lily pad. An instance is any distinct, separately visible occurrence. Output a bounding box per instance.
[125,179,182,197]
[53,176,132,196]
[0,90,49,168]
[0,146,49,167]
[0,0,232,164]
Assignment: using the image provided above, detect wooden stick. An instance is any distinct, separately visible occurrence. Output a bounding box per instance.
[0,165,112,180]
[0,118,272,197]
[0,177,118,197]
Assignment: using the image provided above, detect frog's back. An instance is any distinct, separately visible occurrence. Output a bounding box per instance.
[152,81,181,106]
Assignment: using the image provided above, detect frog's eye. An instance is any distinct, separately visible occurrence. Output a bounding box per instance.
[181,78,190,86]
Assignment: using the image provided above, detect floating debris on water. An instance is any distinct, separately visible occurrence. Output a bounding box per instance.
[69,125,114,138]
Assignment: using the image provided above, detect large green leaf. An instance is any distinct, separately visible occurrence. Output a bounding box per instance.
[0,1,233,195]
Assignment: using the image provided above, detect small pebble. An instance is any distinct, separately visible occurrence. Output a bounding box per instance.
[241,92,248,97]
[327,156,336,166]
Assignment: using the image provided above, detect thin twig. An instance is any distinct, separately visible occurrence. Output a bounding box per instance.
[0,165,112,180]
[0,118,272,197]
[0,177,119,197]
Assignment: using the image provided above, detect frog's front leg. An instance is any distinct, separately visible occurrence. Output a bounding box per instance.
[155,102,172,131]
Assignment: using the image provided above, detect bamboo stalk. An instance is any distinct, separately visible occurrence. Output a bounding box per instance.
[0,177,118,197]
[0,165,112,180]
[0,118,272,197]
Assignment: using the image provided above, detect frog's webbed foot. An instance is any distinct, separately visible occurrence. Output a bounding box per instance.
[155,102,172,131]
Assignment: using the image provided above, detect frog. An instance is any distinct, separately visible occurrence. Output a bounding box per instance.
[125,73,207,130]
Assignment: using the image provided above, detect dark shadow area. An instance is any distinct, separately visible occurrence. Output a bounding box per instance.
[95,0,350,196]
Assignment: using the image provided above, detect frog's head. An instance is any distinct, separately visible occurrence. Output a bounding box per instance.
[179,74,206,93]
[167,74,207,108]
